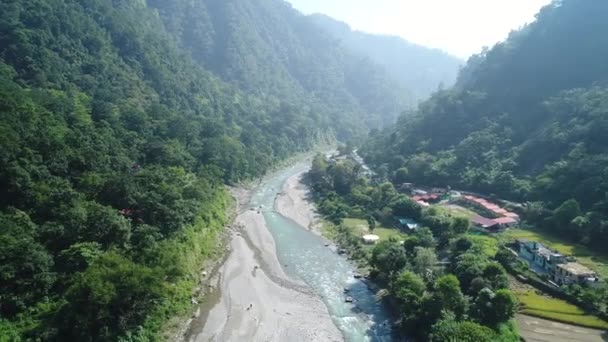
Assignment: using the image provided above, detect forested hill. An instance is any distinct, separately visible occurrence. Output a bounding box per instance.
[0,0,414,340]
[308,14,463,103]
[147,0,410,132]
[362,0,608,250]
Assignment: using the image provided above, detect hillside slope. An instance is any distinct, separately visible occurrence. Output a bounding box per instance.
[309,13,463,103]
[362,0,608,249]
[148,0,411,133]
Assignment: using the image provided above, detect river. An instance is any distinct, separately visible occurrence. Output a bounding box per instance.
[250,162,392,341]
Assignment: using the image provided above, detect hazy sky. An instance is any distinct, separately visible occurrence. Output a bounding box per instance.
[285,0,552,58]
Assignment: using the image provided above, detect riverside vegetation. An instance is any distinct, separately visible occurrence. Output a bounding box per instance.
[0,0,459,340]
[308,154,519,341]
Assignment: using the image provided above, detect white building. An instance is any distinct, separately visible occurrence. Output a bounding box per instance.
[362,235,380,245]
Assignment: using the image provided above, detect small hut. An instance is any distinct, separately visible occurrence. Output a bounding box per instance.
[362,234,380,245]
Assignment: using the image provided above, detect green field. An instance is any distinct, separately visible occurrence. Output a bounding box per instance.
[435,204,477,219]
[516,290,608,330]
[503,228,608,278]
[342,218,407,242]
[343,218,370,235]
[373,227,408,242]
[467,234,500,257]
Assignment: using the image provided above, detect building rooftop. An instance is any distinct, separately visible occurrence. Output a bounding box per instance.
[472,215,497,228]
[505,212,520,218]
[536,245,563,259]
[494,217,518,225]
[557,262,596,276]
[412,194,439,202]
[398,218,418,226]
[492,208,509,215]
[521,240,563,258]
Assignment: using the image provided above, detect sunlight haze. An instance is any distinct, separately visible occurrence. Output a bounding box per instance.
[286,0,553,58]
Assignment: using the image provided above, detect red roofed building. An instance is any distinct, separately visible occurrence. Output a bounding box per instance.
[505,212,520,219]
[472,215,497,229]
[492,208,509,215]
[493,217,518,228]
[417,200,430,207]
[412,194,440,204]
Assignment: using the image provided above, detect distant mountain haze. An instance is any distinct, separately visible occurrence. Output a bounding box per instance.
[308,13,463,103]
[285,0,553,58]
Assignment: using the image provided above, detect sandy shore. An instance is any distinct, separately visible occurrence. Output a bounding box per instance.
[187,175,343,342]
[274,170,322,235]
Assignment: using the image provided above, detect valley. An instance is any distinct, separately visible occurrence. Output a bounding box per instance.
[2,0,608,341]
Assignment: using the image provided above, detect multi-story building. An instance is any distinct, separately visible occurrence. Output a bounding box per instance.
[518,240,600,286]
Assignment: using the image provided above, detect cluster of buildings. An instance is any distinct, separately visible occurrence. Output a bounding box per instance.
[518,240,600,286]
[461,195,520,231]
[404,189,522,233]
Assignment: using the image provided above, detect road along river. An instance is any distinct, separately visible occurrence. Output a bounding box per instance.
[186,161,392,342]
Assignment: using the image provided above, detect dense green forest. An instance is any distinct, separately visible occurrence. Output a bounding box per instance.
[309,14,462,103]
[147,0,412,132]
[361,0,608,251]
[308,154,518,341]
[0,0,417,340]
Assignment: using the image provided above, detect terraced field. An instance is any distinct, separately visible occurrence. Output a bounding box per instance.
[517,290,608,330]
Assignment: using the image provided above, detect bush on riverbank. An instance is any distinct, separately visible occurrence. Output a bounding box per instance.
[322,220,371,268]
[136,193,230,340]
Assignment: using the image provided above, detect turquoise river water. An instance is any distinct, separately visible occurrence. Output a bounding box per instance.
[249,162,393,341]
